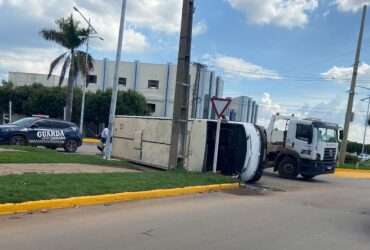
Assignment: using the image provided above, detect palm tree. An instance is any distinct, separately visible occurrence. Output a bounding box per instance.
[40,15,94,121]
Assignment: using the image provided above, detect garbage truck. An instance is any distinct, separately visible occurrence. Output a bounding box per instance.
[264,114,340,180]
[111,116,266,183]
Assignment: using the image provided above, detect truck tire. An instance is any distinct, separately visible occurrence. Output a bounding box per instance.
[64,139,78,153]
[10,135,27,146]
[278,157,299,179]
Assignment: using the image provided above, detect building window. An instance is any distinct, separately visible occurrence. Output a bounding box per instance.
[87,75,97,84]
[148,80,159,89]
[118,77,127,86]
[147,103,156,114]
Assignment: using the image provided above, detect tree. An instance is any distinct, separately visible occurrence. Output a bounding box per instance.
[40,15,94,121]
[0,82,13,114]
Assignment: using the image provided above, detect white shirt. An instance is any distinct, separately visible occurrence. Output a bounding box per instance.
[101,128,109,139]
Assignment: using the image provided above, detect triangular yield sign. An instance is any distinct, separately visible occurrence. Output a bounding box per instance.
[211,97,232,119]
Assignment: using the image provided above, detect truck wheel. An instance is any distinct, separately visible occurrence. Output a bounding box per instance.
[10,135,27,146]
[64,139,78,153]
[278,157,299,179]
[302,174,315,180]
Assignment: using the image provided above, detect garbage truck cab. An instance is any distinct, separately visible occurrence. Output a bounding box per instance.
[265,114,339,180]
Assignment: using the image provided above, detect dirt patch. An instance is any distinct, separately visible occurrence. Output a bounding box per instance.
[0,164,140,176]
[0,148,24,153]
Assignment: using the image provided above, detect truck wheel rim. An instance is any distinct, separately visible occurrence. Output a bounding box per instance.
[66,141,76,151]
[284,163,295,174]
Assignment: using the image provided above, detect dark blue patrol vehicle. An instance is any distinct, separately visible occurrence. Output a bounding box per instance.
[0,117,83,152]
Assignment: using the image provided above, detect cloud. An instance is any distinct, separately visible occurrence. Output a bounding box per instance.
[321,63,370,82]
[126,0,182,34]
[0,47,63,80]
[323,10,331,17]
[205,54,281,80]
[257,93,285,126]
[227,0,319,29]
[0,0,187,79]
[193,21,208,36]
[0,0,185,53]
[335,0,370,12]
[261,92,283,114]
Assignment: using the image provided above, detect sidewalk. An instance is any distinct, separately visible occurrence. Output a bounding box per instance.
[0,163,139,176]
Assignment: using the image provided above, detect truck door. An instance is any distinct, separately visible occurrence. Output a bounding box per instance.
[291,123,313,158]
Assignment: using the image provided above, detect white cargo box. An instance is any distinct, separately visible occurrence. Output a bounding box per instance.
[112,116,265,183]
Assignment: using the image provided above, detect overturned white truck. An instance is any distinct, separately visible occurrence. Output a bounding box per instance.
[112,116,266,183]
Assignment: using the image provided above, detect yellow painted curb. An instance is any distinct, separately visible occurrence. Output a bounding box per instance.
[0,183,239,216]
[335,168,370,179]
[83,138,100,144]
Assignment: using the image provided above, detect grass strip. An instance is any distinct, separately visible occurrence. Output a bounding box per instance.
[0,146,133,168]
[0,171,234,203]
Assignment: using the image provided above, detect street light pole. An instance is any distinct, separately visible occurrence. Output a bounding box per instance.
[79,18,90,135]
[361,96,370,155]
[74,7,103,135]
[105,0,127,160]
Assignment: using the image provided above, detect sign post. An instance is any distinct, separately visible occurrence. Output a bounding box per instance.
[211,97,232,173]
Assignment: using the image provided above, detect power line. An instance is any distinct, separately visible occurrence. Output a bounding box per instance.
[214,67,370,82]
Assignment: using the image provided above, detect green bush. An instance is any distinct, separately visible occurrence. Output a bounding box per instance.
[345,154,359,164]
[0,82,149,127]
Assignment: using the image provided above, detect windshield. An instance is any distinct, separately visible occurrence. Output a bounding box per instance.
[317,127,338,143]
[11,118,38,127]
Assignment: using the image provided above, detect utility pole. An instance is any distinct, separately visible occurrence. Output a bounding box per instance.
[168,0,194,169]
[361,96,370,155]
[339,5,367,164]
[105,0,127,160]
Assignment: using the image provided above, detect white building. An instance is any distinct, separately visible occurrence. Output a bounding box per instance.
[227,96,259,124]
[9,60,224,119]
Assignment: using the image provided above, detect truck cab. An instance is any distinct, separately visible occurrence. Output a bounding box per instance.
[266,114,339,179]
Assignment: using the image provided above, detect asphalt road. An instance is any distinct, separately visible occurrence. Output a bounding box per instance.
[76,143,100,155]
[1,173,370,250]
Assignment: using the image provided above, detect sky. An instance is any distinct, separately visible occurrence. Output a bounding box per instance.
[1,0,370,142]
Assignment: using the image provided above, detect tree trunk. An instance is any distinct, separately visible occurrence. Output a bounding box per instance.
[65,53,75,121]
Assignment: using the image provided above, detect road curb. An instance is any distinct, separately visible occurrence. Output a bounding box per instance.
[83,138,100,144]
[335,168,370,179]
[336,168,370,172]
[0,183,239,216]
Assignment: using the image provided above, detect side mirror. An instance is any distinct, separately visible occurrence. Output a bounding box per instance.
[339,130,344,141]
